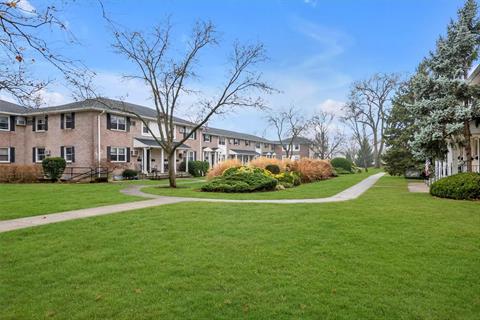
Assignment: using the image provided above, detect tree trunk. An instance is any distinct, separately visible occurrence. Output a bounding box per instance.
[372,132,380,168]
[168,152,177,188]
[464,120,472,172]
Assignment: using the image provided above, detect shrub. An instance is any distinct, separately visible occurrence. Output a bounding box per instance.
[250,157,291,172]
[122,169,138,180]
[202,166,277,193]
[430,173,480,200]
[289,158,333,183]
[206,159,241,180]
[331,157,353,173]
[0,165,42,183]
[42,157,66,182]
[274,171,301,188]
[183,160,209,177]
[265,164,280,174]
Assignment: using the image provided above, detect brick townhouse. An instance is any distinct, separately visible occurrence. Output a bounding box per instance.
[0,98,315,175]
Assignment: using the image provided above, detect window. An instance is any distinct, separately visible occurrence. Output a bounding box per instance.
[62,146,75,163]
[0,148,9,162]
[142,123,150,134]
[188,151,196,162]
[183,127,196,139]
[35,148,46,163]
[255,142,260,148]
[203,134,211,142]
[110,115,126,131]
[110,147,127,162]
[264,143,269,148]
[228,139,233,144]
[219,137,226,145]
[16,116,26,126]
[63,113,74,129]
[189,130,197,140]
[233,139,240,145]
[0,116,9,131]
[245,140,250,146]
[36,116,47,131]
[294,144,300,151]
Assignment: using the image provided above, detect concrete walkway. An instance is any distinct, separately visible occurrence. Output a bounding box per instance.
[0,173,384,233]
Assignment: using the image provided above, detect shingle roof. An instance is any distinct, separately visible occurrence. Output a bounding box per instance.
[33,98,195,125]
[0,100,28,114]
[229,149,261,156]
[271,136,313,145]
[135,138,191,149]
[203,126,270,143]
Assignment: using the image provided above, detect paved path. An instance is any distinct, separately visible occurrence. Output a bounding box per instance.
[0,173,384,234]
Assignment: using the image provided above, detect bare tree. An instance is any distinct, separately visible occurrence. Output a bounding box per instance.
[89,18,273,187]
[310,111,345,159]
[267,106,310,158]
[345,73,399,168]
[0,1,92,106]
[342,101,371,171]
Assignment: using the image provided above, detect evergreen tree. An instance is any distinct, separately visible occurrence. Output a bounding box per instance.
[409,0,480,171]
[355,136,374,170]
[383,80,424,176]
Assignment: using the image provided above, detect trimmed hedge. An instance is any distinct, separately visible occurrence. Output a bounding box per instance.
[201,166,277,193]
[331,157,353,173]
[180,160,209,177]
[430,173,480,200]
[42,157,66,182]
[122,169,138,180]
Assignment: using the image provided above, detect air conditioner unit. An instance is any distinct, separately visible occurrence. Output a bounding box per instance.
[16,116,26,126]
[45,150,51,156]
[131,149,138,156]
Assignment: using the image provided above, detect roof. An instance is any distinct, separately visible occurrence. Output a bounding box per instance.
[229,149,261,156]
[272,136,313,145]
[134,138,191,149]
[203,126,270,143]
[0,100,28,114]
[36,98,195,125]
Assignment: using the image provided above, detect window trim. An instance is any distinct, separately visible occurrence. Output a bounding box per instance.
[0,115,10,131]
[35,116,47,132]
[64,113,74,129]
[203,134,211,142]
[219,137,226,145]
[35,147,46,163]
[64,146,74,163]
[110,147,127,163]
[110,115,127,132]
[0,147,10,163]
[142,122,150,135]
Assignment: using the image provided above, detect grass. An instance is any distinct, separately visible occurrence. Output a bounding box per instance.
[1,176,479,319]
[142,169,382,200]
[0,178,203,220]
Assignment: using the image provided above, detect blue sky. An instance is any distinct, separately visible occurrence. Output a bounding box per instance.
[9,0,468,138]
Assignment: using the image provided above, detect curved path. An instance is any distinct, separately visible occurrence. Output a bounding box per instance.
[0,173,384,233]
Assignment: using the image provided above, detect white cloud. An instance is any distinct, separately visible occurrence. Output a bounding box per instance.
[318,99,345,116]
[303,0,318,7]
[17,0,35,14]
[37,89,68,106]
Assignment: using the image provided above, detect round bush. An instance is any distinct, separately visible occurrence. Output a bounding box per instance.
[201,166,277,193]
[331,157,353,173]
[430,173,480,200]
[122,169,138,180]
[265,164,280,174]
[42,157,66,182]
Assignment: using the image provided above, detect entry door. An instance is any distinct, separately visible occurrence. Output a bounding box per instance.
[146,149,151,172]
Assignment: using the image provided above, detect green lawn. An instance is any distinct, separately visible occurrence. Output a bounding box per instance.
[1,176,479,319]
[142,169,382,200]
[0,178,202,220]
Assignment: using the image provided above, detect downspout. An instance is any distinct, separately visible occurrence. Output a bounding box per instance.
[97,110,106,168]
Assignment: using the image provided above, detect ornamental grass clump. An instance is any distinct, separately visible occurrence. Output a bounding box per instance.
[249,157,291,172]
[430,173,480,200]
[206,159,242,180]
[289,158,333,183]
[202,166,277,193]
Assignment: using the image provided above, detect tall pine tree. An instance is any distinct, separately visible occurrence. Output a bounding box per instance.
[409,0,480,171]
